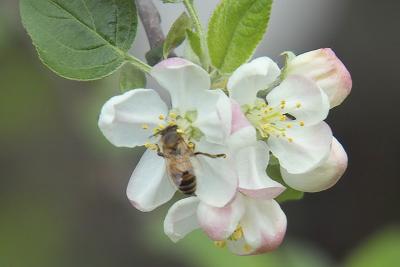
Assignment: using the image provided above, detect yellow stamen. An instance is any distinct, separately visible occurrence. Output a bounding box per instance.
[231,227,243,241]
[243,244,252,253]
[296,102,302,108]
[188,142,195,149]
[287,124,292,128]
[214,241,226,248]
[280,115,287,121]
[144,143,157,150]
[299,121,305,127]
[176,128,184,134]
[169,112,177,119]
[141,124,149,130]
[158,124,165,130]
[288,138,294,143]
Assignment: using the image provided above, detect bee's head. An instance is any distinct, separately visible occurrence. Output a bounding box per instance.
[159,125,181,148]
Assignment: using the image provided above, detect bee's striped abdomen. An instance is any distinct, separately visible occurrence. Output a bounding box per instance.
[179,171,196,195]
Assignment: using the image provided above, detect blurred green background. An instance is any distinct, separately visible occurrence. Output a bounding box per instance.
[1,0,399,266]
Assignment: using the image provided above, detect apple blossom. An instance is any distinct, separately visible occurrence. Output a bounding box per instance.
[227,50,351,193]
[98,58,238,211]
[228,57,332,174]
[164,193,286,256]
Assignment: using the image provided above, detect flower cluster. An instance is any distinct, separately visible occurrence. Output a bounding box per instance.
[98,48,351,255]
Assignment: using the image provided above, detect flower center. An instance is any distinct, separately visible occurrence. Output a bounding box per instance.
[142,110,204,150]
[243,99,305,143]
[213,225,254,253]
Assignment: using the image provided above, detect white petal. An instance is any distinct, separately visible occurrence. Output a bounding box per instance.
[151,58,211,112]
[164,197,200,242]
[226,125,257,152]
[98,89,168,148]
[193,90,231,144]
[126,150,176,212]
[228,57,281,105]
[197,195,245,241]
[281,137,348,192]
[237,199,286,255]
[235,142,285,199]
[267,75,330,126]
[286,48,352,108]
[191,142,237,208]
[268,122,333,174]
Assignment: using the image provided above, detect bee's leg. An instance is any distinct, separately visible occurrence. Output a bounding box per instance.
[194,152,226,159]
[155,144,166,158]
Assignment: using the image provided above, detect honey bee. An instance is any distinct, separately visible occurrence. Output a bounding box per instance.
[154,125,225,195]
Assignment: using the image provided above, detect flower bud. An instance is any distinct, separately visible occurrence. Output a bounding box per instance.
[285,48,352,108]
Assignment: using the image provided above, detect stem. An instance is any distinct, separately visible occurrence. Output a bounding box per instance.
[183,0,203,37]
[125,54,152,73]
[183,0,209,70]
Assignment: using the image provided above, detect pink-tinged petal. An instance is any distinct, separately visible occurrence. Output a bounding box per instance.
[191,141,237,208]
[236,199,287,255]
[98,89,168,148]
[126,150,176,212]
[228,57,281,105]
[164,197,200,242]
[268,122,333,174]
[267,75,330,126]
[151,57,211,112]
[216,91,233,139]
[281,137,348,192]
[286,48,352,108]
[197,195,245,241]
[235,142,285,199]
[230,99,251,134]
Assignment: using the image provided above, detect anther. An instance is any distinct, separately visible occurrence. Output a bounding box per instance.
[288,138,294,143]
[158,114,165,120]
[243,244,252,253]
[176,128,184,134]
[287,124,292,128]
[231,227,243,241]
[299,121,305,126]
[214,241,226,248]
[141,124,149,130]
[296,102,302,108]
[169,112,177,119]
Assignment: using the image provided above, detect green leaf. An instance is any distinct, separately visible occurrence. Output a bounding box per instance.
[119,64,146,92]
[267,160,304,203]
[186,29,202,60]
[344,226,400,267]
[208,0,273,73]
[163,13,192,59]
[145,44,164,66]
[20,0,138,81]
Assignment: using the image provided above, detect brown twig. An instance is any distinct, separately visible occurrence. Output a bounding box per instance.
[135,0,166,49]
